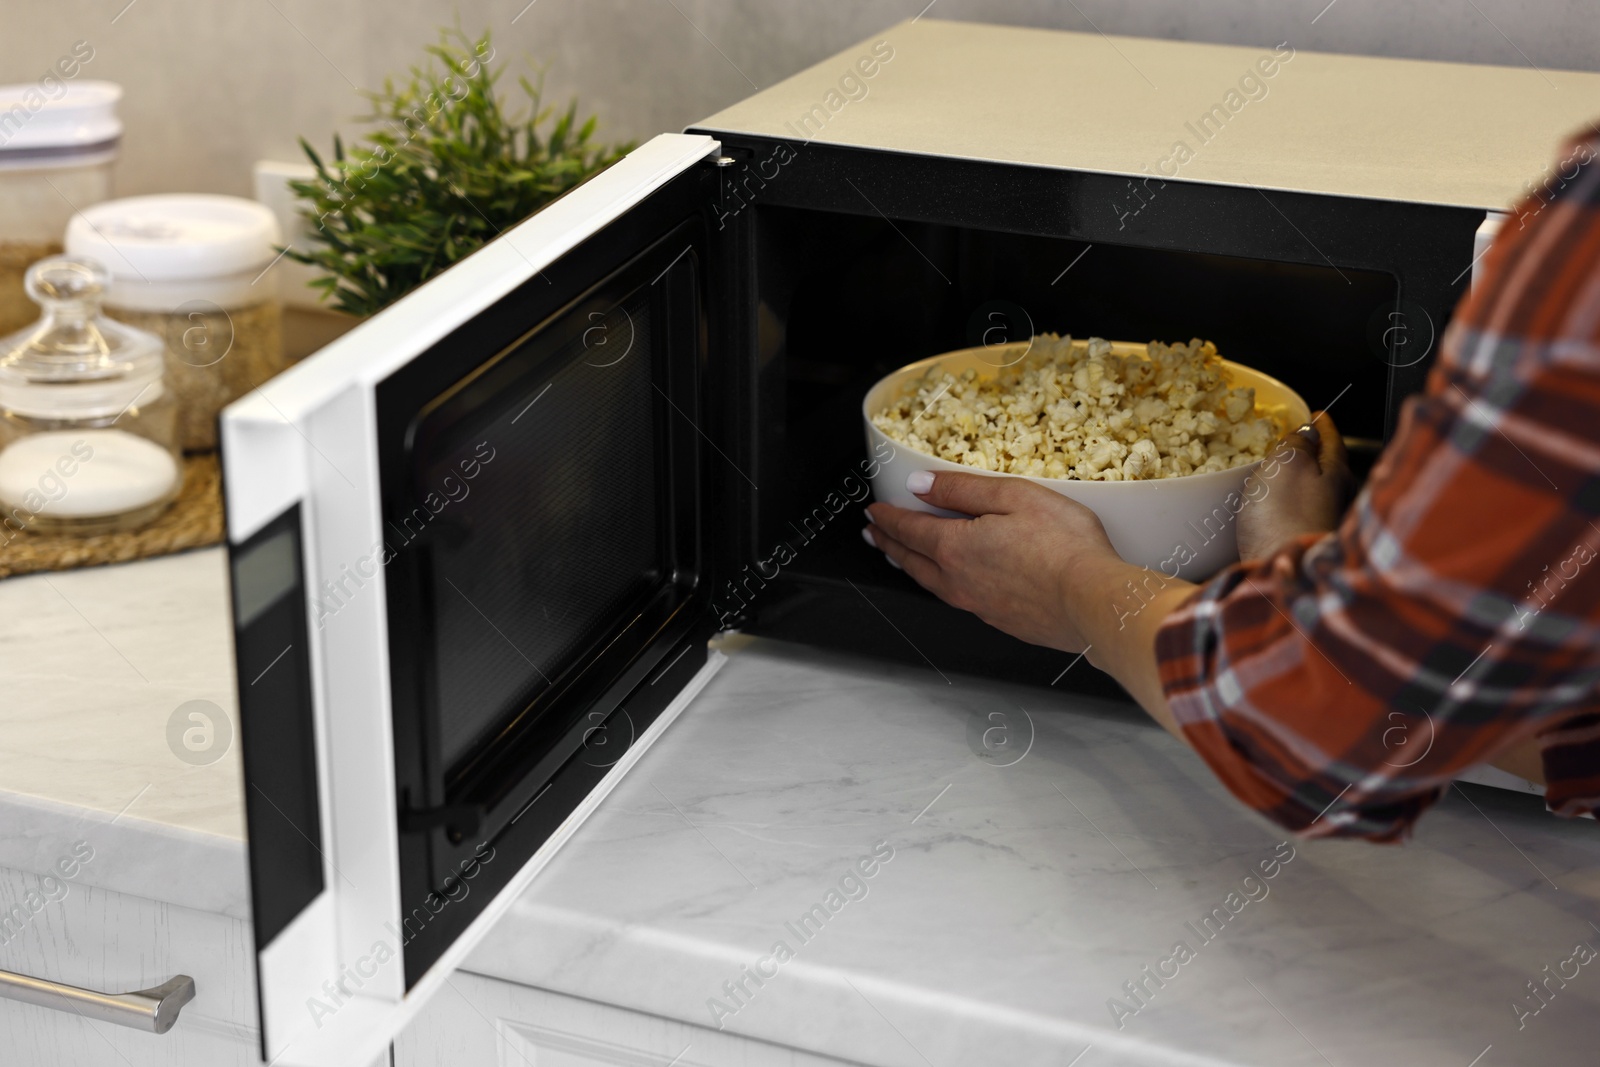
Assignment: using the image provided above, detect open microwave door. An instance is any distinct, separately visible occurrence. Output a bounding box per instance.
[220,132,731,1066]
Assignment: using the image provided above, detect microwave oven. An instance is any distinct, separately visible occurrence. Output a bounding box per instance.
[220,20,1596,1065]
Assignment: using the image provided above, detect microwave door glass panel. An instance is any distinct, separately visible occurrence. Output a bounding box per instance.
[413,293,661,772]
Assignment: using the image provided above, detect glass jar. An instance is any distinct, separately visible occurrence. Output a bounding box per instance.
[0,257,179,536]
[65,195,285,452]
[0,81,121,336]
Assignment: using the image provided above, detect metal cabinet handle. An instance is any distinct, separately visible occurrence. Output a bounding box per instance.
[0,969,195,1034]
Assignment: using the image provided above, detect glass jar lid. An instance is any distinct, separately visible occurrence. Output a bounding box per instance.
[0,256,165,419]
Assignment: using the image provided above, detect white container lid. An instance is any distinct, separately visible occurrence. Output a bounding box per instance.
[65,194,283,282]
[0,80,122,160]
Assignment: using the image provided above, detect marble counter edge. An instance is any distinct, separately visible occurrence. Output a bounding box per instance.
[0,786,249,919]
[462,900,1246,1067]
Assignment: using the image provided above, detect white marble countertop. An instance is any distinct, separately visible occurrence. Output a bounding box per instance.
[5,551,1598,1065]
[464,636,1600,1067]
[0,548,249,917]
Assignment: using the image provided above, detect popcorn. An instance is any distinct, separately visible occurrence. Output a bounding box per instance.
[870,335,1286,482]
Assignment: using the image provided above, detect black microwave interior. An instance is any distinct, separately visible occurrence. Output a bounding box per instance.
[738,204,1400,693]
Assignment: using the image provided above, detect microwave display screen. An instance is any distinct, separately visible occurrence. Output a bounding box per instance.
[412,292,664,771]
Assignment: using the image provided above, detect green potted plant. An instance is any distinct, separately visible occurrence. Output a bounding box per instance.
[286,27,632,317]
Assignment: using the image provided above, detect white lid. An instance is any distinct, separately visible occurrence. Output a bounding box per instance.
[0,80,122,154]
[65,194,283,281]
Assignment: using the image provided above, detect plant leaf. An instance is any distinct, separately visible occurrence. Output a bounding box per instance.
[286,25,627,313]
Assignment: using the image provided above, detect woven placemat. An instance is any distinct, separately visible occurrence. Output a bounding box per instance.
[0,453,224,580]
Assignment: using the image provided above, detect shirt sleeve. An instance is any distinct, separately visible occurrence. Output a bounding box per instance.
[1154,132,1600,841]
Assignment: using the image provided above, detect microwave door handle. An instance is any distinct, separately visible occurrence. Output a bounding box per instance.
[0,968,196,1035]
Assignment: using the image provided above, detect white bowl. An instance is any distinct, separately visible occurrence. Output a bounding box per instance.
[862,341,1311,581]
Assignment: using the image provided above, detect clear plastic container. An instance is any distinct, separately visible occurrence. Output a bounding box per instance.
[0,257,179,536]
[66,194,286,451]
[0,81,121,336]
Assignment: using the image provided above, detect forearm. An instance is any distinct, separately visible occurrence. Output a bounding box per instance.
[1069,558,1197,742]
[1489,735,1547,785]
[1080,557,1551,801]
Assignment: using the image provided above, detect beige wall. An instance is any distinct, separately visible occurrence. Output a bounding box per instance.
[2,0,1596,200]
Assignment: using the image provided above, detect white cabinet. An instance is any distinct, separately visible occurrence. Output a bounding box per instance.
[2,856,857,1067]
[395,970,857,1067]
[0,861,258,1067]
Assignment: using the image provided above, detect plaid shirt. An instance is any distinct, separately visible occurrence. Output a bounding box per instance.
[1155,132,1600,842]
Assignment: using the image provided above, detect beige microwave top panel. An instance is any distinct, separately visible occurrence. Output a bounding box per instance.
[693,19,1599,211]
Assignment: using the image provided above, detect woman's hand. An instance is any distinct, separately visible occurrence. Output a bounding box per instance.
[863,471,1126,653]
[864,469,1202,740]
[1236,410,1354,560]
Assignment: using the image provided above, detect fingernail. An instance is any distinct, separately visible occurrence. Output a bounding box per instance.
[906,470,935,495]
[886,556,903,570]
[861,527,877,548]
[1296,422,1320,448]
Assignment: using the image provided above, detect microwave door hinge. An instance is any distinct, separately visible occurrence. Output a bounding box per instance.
[398,801,484,840]
[709,150,741,218]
